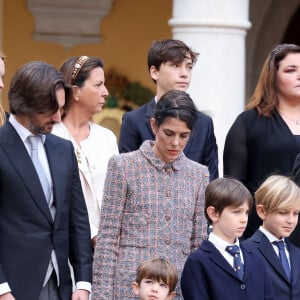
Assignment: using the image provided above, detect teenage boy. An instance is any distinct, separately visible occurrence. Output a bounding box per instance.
[119,39,218,181]
[243,175,300,299]
[181,178,275,300]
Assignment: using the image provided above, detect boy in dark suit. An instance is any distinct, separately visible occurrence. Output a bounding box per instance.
[181,178,275,300]
[243,175,300,300]
[119,39,218,180]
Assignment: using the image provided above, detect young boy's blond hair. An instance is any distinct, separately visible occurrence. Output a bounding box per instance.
[255,175,300,212]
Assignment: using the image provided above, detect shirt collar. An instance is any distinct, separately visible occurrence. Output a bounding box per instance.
[139,140,185,171]
[9,114,46,144]
[259,226,285,243]
[209,232,241,251]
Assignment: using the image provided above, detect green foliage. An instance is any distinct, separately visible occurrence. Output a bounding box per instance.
[120,81,155,106]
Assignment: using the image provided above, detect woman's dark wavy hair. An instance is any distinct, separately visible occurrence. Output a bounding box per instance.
[153,90,197,130]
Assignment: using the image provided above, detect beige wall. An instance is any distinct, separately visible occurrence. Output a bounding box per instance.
[2,0,172,109]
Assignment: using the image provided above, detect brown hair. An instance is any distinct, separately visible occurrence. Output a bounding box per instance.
[147,39,199,83]
[255,175,300,213]
[135,258,178,293]
[0,51,6,125]
[8,61,72,116]
[154,90,197,130]
[205,178,253,223]
[59,56,104,115]
[247,44,300,116]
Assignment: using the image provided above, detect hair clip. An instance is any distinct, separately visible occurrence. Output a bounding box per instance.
[71,55,89,84]
[269,44,298,67]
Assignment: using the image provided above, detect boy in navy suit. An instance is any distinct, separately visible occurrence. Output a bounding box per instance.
[181,178,275,300]
[243,175,300,300]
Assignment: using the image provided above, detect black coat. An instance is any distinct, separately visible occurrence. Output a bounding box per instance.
[0,121,92,300]
[223,108,300,238]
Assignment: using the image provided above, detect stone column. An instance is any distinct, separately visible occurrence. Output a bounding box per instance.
[169,0,251,175]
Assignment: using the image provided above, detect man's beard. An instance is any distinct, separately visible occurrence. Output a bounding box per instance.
[28,118,55,135]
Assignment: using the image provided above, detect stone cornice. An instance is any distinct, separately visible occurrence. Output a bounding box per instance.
[27,0,114,49]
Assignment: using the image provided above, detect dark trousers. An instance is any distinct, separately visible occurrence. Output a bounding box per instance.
[39,273,61,300]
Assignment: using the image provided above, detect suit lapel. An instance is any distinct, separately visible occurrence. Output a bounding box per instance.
[44,135,67,226]
[242,244,264,281]
[182,112,198,154]
[287,241,300,285]
[253,231,290,283]
[0,123,53,222]
[144,98,156,138]
[202,240,242,280]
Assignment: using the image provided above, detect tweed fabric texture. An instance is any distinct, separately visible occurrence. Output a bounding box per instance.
[92,140,209,300]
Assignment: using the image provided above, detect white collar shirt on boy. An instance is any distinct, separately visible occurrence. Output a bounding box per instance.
[259,226,291,264]
[208,232,244,268]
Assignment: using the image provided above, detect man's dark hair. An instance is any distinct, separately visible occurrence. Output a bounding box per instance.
[8,61,72,116]
[147,39,199,71]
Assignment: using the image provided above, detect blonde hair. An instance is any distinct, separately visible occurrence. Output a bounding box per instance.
[255,175,300,212]
[0,51,5,126]
[0,108,5,125]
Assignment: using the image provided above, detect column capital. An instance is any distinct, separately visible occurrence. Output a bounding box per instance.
[27,0,114,49]
[169,18,251,34]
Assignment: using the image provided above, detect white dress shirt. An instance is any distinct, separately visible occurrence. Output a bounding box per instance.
[208,232,244,268]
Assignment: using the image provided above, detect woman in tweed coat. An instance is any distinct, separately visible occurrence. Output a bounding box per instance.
[92,90,210,300]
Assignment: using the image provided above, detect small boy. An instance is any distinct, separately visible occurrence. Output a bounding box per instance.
[181,178,275,300]
[132,258,178,300]
[243,175,300,299]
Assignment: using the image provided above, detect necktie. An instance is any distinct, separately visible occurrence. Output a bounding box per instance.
[28,135,51,204]
[273,240,291,281]
[225,245,244,280]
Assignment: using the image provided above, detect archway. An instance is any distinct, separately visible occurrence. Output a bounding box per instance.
[282,5,300,44]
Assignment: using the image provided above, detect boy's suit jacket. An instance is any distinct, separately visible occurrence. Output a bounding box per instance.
[181,239,275,300]
[0,122,93,300]
[243,230,300,300]
[291,154,300,247]
[119,98,219,180]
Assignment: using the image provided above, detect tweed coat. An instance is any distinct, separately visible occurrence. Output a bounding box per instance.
[92,140,209,300]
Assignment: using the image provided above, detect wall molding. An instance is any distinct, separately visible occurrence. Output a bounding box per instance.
[27,0,114,49]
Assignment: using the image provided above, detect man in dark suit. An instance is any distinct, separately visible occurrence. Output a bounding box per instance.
[119,39,218,181]
[0,61,93,300]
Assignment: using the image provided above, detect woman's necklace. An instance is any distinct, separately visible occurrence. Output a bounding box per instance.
[279,112,300,125]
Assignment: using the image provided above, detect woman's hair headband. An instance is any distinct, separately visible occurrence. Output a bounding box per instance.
[269,44,299,68]
[71,55,89,84]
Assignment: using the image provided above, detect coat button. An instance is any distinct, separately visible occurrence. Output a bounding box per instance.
[165,238,171,245]
[240,284,246,290]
